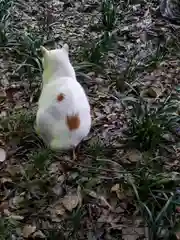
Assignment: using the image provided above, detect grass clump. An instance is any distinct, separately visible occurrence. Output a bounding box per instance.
[0,217,19,240]
[128,167,180,240]
[122,95,180,151]
[80,0,117,64]
[101,0,117,31]
[0,0,13,21]
[0,109,36,140]
[14,31,44,77]
[82,31,114,64]
[0,0,13,45]
[28,148,53,172]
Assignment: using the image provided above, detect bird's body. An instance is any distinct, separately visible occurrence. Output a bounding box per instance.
[35,44,91,152]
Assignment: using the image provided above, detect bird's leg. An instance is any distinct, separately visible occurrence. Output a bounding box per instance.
[72,144,81,161]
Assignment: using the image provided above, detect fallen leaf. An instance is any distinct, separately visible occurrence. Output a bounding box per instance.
[0,201,9,213]
[141,86,163,98]
[111,183,120,192]
[62,193,80,211]
[52,182,64,196]
[85,189,112,208]
[54,204,66,216]
[125,149,142,163]
[6,165,21,177]
[111,184,127,200]
[0,177,12,184]
[3,209,10,216]
[32,230,46,239]
[122,226,145,240]
[0,148,6,162]
[23,225,36,238]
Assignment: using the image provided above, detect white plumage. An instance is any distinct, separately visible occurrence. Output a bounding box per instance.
[35,44,91,152]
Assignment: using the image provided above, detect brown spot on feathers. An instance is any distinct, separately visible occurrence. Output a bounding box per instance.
[66,114,80,131]
[57,93,64,102]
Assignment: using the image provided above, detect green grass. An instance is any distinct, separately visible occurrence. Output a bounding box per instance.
[28,148,53,173]
[0,0,13,21]
[1,109,36,138]
[13,31,44,79]
[122,95,180,151]
[101,0,117,31]
[0,217,19,240]
[128,167,180,240]
[80,0,117,64]
[0,0,13,45]
[81,31,115,64]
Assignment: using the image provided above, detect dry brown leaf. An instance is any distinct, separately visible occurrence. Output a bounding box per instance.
[111,184,127,200]
[32,230,46,239]
[54,204,66,216]
[0,177,12,184]
[62,193,80,211]
[111,183,120,192]
[23,225,36,238]
[52,183,64,196]
[141,86,163,99]
[6,165,21,177]
[3,209,10,216]
[0,148,6,162]
[86,189,112,208]
[0,201,9,213]
[125,149,142,163]
[122,226,145,240]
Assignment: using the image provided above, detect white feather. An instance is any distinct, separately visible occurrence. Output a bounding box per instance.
[36,44,91,150]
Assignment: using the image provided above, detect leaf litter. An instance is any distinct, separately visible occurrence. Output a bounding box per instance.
[1,0,180,239]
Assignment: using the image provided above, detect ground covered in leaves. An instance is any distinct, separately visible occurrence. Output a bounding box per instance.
[1,0,180,239]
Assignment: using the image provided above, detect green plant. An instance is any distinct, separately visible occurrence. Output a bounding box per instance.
[15,31,44,71]
[28,149,53,172]
[82,31,114,64]
[0,0,13,45]
[122,95,180,151]
[101,0,117,31]
[0,217,19,240]
[0,109,36,143]
[128,169,180,240]
[0,0,13,21]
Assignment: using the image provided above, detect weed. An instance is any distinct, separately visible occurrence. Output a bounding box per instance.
[0,0,13,45]
[1,108,36,140]
[145,41,168,70]
[101,0,117,31]
[15,30,44,75]
[0,217,19,240]
[28,148,53,172]
[82,31,114,64]
[128,168,180,240]
[0,0,13,21]
[86,137,108,158]
[122,95,180,151]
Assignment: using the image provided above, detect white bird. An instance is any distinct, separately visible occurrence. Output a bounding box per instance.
[35,44,91,159]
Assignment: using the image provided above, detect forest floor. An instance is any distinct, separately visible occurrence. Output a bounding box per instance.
[1,0,180,239]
